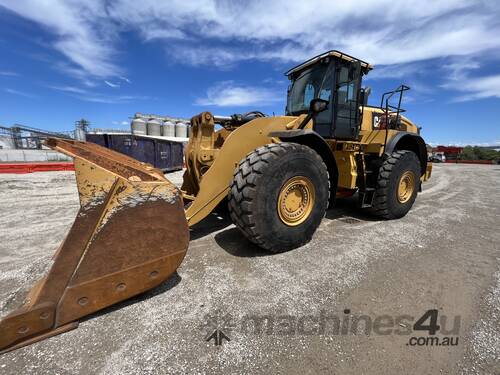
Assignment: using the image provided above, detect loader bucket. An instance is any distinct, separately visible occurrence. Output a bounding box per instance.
[0,138,189,354]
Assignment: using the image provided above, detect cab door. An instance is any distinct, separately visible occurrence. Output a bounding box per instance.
[332,61,362,139]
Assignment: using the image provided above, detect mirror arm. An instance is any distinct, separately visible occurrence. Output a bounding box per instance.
[298,113,314,130]
[297,98,329,130]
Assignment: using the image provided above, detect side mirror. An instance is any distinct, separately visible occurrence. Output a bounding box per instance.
[360,86,371,105]
[298,98,329,130]
[309,98,329,114]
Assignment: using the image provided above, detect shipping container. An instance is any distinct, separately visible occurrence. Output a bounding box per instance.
[86,133,184,172]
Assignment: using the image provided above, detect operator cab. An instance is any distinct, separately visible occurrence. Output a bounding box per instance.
[285,50,372,140]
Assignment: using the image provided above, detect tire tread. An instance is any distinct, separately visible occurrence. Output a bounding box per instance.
[228,143,328,252]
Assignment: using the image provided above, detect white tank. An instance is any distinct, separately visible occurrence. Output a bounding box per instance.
[74,127,86,141]
[131,118,147,135]
[162,121,176,137]
[175,122,188,138]
[147,118,162,136]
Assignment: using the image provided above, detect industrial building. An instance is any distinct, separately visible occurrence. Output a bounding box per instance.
[0,114,190,171]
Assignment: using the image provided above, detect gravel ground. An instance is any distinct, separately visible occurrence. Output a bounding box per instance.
[0,164,499,374]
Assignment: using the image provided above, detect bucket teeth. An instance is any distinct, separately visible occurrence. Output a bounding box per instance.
[0,138,189,353]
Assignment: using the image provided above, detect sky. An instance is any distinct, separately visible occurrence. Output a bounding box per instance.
[0,0,499,146]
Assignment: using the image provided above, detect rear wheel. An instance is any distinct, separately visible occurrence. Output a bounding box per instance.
[371,150,420,219]
[228,143,329,252]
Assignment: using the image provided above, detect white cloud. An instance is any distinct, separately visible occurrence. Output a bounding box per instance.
[195,81,282,107]
[439,55,500,101]
[48,85,151,104]
[112,120,130,126]
[47,85,88,94]
[2,0,500,102]
[445,74,500,102]
[53,62,100,87]
[140,28,187,41]
[107,1,215,39]
[446,57,481,82]
[131,0,500,67]
[75,94,151,104]
[167,46,249,69]
[0,70,19,76]
[0,0,120,78]
[104,80,120,88]
[366,63,425,81]
[4,88,35,98]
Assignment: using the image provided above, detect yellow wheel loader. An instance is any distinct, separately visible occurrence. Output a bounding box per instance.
[0,50,432,353]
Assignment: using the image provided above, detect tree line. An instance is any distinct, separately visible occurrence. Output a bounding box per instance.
[459,146,500,161]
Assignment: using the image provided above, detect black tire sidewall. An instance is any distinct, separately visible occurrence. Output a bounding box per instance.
[385,152,420,218]
[252,148,329,250]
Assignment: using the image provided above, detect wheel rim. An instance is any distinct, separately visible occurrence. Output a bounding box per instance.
[277,176,315,226]
[397,170,415,204]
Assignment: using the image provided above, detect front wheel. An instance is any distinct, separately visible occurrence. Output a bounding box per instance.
[228,143,329,253]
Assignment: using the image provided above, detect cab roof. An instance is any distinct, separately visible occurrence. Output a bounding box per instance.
[285,50,373,78]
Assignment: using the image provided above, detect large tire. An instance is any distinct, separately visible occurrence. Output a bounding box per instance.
[228,143,329,253]
[371,150,421,219]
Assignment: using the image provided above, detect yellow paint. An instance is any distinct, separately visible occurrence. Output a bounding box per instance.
[358,107,420,156]
[277,176,315,226]
[423,162,432,181]
[183,105,429,225]
[73,158,117,210]
[184,115,302,225]
[332,148,358,189]
[397,170,415,203]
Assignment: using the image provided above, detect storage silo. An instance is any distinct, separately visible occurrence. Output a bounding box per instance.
[74,127,86,141]
[147,118,162,136]
[175,122,188,138]
[131,117,147,135]
[162,121,176,137]
[74,119,89,141]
